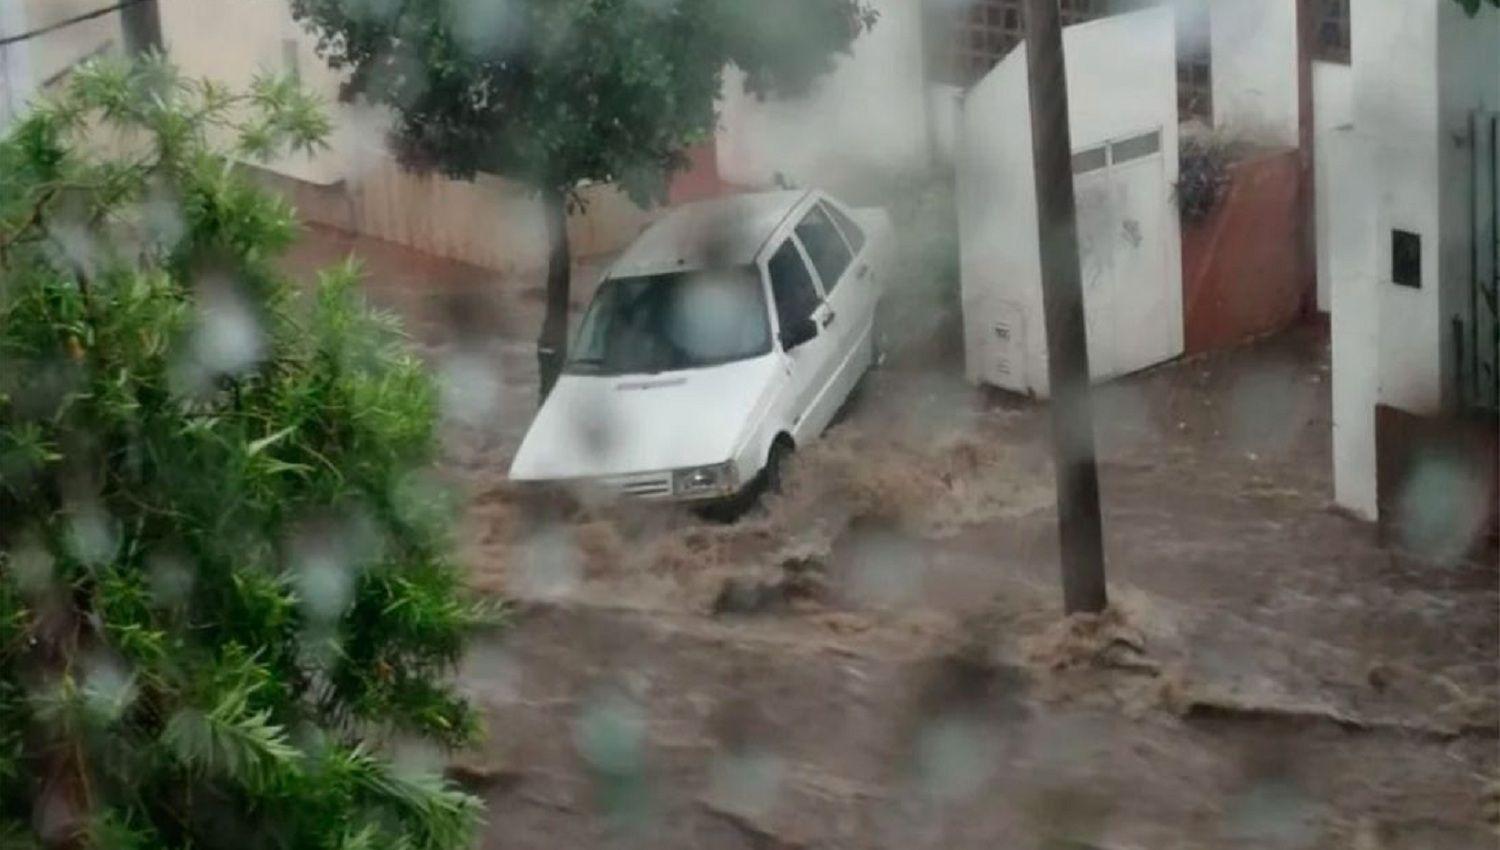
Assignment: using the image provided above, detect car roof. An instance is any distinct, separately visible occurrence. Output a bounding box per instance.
[609,190,810,278]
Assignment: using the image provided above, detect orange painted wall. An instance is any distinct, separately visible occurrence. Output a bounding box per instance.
[1181,148,1314,354]
[668,142,730,205]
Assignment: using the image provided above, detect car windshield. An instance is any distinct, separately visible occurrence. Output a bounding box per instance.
[566,268,771,376]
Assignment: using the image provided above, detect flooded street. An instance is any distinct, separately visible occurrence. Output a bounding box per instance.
[285,224,1499,850]
[7,6,1497,848]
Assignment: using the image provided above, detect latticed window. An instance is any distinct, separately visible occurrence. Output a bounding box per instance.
[929,0,1111,89]
[1314,0,1351,64]
[1177,57,1211,123]
[1176,0,1211,122]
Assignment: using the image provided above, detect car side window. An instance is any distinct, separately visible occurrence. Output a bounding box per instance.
[825,203,866,255]
[795,205,853,293]
[767,238,822,333]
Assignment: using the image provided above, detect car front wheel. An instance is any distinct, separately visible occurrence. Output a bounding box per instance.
[764,439,792,495]
[698,440,791,523]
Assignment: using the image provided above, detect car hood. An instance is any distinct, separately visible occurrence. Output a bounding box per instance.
[509,356,782,481]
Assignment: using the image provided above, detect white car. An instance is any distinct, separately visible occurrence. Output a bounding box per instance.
[509,189,892,509]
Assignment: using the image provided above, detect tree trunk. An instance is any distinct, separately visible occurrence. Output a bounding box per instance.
[1022,0,1107,615]
[537,187,571,402]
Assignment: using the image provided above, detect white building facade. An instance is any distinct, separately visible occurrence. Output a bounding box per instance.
[156,0,654,274]
[957,8,1184,396]
[715,0,1304,199]
[0,0,126,128]
[715,0,935,195]
[1323,0,1500,519]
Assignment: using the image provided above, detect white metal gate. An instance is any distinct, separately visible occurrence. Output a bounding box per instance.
[1072,126,1171,381]
[1464,111,1500,414]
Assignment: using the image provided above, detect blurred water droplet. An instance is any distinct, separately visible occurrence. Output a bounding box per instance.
[390,738,444,777]
[512,525,582,600]
[844,528,923,607]
[1095,382,1152,445]
[366,48,430,111]
[570,390,616,462]
[1394,451,1489,565]
[708,750,784,817]
[296,560,353,623]
[575,691,646,776]
[661,271,770,362]
[914,715,992,801]
[342,505,387,566]
[439,350,503,427]
[390,468,452,531]
[49,220,98,280]
[1225,779,1313,848]
[147,550,195,609]
[346,0,402,23]
[11,357,78,420]
[10,536,55,598]
[289,523,358,623]
[298,628,343,672]
[1226,363,1306,456]
[66,501,119,567]
[448,0,526,57]
[33,781,82,846]
[176,276,265,394]
[458,644,521,703]
[142,192,186,252]
[575,691,652,828]
[81,652,136,721]
[288,509,385,623]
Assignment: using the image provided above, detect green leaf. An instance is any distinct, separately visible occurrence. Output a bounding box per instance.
[336,746,480,850]
[2,55,487,849]
[247,424,298,456]
[162,689,302,792]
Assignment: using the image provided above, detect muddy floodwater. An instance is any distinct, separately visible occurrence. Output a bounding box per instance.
[285,226,1498,850]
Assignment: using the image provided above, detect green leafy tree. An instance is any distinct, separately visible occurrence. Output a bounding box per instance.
[0,57,490,849]
[289,0,878,398]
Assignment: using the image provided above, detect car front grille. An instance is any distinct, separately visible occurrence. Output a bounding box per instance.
[607,472,674,500]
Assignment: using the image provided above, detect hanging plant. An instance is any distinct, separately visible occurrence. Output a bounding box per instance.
[1175,137,1233,225]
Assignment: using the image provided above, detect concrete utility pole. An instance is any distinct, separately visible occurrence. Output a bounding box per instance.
[121,0,163,56]
[1021,0,1108,615]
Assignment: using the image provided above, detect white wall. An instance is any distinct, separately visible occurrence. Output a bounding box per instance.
[1312,61,1353,313]
[959,43,1037,390]
[1326,0,1500,517]
[1326,0,1441,519]
[1209,0,1299,148]
[715,0,931,198]
[158,0,655,272]
[161,0,354,186]
[959,8,1182,397]
[23,0,121,89]
[927,83,965,169]
[0,0,33,127]
[1328,127,1378,518]
[1,0,123,128]
[1354,0,1445,415]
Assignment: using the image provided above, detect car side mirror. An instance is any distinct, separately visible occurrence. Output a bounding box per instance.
[779,316,818,351]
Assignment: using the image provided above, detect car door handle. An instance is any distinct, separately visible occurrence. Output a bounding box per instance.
[821,310,837,328]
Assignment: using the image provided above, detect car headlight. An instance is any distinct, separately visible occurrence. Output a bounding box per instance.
[672,462,737,497]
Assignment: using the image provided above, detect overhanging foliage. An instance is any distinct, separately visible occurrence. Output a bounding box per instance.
[289,0,878,204]
[0,57,492,849]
